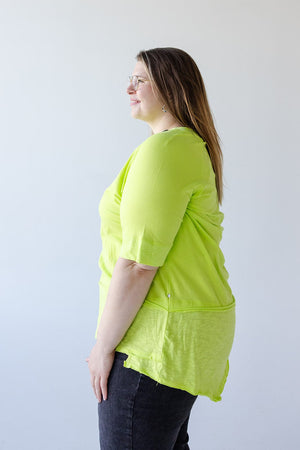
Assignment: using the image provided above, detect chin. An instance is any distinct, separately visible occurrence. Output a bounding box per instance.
[131,111,143,120]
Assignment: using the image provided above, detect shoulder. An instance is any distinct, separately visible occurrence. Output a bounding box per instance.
[136,128,207,167]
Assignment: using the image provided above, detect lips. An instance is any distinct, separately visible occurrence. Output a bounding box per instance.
[130,99,140,105]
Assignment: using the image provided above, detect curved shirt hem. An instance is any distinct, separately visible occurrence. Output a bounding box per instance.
[115,350,230,402]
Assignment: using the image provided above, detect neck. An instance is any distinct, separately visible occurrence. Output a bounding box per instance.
[149,117,182,135]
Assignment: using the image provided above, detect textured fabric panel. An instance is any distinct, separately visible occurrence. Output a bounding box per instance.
[115,299,236,401]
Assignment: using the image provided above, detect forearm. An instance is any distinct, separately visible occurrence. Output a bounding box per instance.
[96,257,158,352]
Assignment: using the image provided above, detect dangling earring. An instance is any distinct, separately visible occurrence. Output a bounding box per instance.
[162,105,167,113]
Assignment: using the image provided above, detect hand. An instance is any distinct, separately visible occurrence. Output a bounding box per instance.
[85,344,115,402]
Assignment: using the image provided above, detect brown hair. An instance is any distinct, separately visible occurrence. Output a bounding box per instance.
[136,47,225,205]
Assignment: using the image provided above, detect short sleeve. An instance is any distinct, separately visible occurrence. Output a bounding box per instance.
[119,136,196,266]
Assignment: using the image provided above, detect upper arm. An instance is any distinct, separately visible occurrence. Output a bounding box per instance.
[119,138,196,267]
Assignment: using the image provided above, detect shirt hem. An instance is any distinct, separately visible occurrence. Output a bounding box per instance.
[115,348,229,403]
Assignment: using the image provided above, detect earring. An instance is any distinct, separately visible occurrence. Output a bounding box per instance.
[162,105,167,113]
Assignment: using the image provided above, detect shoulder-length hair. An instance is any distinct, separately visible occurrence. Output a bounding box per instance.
[136,47,225,205]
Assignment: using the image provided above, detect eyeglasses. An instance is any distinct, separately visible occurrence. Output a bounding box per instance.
[128,75,149,91]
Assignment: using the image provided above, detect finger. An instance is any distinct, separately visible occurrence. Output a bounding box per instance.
[95,377,102,403]
[92,378,99,401]
[101,377,108,401]
[90,375,98,400]
[90,375,95,389]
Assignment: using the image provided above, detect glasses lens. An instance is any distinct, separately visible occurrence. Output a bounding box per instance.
[128,75,138,90]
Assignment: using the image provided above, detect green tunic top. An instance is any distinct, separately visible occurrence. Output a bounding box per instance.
[95,127,236,402]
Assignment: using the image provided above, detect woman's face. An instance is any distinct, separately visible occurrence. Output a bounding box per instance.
[127,61,164,125]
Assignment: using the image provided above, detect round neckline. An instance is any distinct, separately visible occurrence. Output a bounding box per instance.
[158,126,190,134]
[147,126,201,144]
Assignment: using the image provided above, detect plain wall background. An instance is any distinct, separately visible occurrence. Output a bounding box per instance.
[1,0,299,449]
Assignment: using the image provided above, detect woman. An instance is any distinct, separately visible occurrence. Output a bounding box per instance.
[86,47,236,449]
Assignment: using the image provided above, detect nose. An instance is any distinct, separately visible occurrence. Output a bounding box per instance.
[127,83,136,94]
[126,84,135,94]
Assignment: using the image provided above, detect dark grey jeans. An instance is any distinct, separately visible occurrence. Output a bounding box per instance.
[98,351,198,449]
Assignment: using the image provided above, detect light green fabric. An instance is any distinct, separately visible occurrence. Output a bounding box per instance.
[95,127,236,402]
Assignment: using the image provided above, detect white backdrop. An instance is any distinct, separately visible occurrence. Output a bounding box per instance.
[1,1,299,449]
